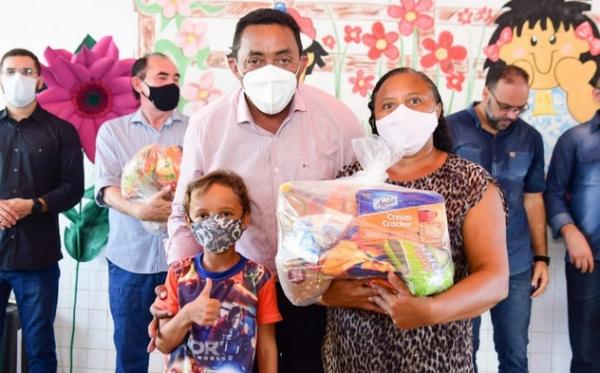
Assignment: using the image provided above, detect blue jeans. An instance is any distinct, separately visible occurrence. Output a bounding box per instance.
[108,260,167,373]
[0,263,59,373]
[566,260,600,373]
[473,268,532,373]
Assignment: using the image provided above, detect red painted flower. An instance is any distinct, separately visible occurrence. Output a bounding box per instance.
[420,31,467,73]
[446,71,465,92]
[362,22,400,60]
[457,8,473,25]
[344,25,362,44]
[322,35,336,50]
[349,69,375,97]
[387,0,434,36]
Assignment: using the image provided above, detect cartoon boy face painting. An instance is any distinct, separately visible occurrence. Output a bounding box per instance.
[484,0,600,164]
[486,0,600,122]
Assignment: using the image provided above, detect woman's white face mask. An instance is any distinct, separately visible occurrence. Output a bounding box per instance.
[375,104,438,156]
[239,64,299,115]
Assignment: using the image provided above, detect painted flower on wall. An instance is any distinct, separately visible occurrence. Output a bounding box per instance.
[38,36,138,162]
[155,0,191,18]
[420,31,467,73]
[344,25,362,44]
[475,7,495,26]
[457,8,474,25]
[349,69,375,97]
[322,35,336,50]
[181,72,222,112]
[387,0,434,36]
[446,71,465,92]
[175,19,209,58]
[362,22,400,60]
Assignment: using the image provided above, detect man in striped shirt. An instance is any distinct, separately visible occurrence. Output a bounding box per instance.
[164,9,364,373]
[94,53,188,373]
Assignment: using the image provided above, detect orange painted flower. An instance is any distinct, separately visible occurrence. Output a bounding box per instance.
[420,31,467,73]
[387,0,434,36]
[349,69,375,97]
[362,22,400,60]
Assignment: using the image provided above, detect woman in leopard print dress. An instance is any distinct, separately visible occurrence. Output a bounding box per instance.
[321,68,509,372]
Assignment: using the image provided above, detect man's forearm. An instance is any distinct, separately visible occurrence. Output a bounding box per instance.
[524,193,548,256]
[102,186,141,219]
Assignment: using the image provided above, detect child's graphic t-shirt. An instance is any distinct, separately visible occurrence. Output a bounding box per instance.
[164,254,281,372]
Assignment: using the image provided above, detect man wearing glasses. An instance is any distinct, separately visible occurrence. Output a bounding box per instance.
[0,48,84,373]
[446,64,549,373]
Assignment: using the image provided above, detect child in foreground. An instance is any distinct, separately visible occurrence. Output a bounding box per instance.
[155,170,281,373]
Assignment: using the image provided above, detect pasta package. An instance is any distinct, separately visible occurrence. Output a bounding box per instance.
[121,144,182,234]
[276,137,454,306]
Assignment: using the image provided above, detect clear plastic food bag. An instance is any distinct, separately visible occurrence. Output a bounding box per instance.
[276,137,454,306]
[121,144,182,234]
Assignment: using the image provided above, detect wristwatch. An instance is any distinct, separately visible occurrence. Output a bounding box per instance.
[533,255,550,265]
[31,198,44,214]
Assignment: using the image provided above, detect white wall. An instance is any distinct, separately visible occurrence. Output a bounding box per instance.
[0,1,577,372]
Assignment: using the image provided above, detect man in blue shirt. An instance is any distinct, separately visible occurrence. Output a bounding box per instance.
[94,53,188,373]
[446,65,549,373]
[545,84,600,373]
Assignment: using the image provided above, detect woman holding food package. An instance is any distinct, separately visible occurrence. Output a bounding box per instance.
[320,67,509,372]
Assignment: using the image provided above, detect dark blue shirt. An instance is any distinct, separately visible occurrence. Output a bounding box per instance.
[446,103,545,275]
[545,111,600,259]
[0,105,84,270]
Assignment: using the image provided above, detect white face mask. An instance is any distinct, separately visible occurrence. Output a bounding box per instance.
[375,104,438,156]
[2,73,37,108]
[240,64,298,115]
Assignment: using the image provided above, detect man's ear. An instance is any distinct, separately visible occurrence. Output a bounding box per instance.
[131,76,145,98]
[228,57,243,80]
[35,75,44,91]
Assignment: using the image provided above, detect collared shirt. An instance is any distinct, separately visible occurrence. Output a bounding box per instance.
[168,85,364,272]
[446,103,545,275]
[0,105,84,270]
[95,109,188,274]
[545,110,600,259]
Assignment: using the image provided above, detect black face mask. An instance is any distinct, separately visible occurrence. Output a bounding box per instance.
[143,82,180,112]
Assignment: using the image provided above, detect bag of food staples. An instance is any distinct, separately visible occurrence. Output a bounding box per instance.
[276,137,454,306]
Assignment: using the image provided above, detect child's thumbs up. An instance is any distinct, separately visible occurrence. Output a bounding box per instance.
[184,278,221,326]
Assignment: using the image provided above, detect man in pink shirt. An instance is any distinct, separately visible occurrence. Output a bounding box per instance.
[163,8,363,373]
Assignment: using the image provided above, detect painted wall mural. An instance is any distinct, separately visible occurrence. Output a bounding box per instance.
[134,0,600,163]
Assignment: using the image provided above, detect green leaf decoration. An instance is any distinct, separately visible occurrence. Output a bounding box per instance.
[195,47,210,69]
[192,2,226,14]
[134,0,163,15]
[174,14,185,29]
[62,185,109,262]
[75,35,97,54]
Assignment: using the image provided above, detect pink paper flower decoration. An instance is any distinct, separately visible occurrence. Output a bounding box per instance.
[362,22,400,60]
[37,36,139,162]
